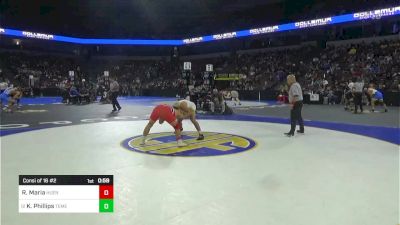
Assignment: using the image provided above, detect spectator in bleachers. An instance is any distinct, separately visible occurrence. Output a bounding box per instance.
[0,38,399,110]
[69,86,80,104]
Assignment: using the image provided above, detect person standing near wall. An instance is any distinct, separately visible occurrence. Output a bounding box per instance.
[285,74,304,137]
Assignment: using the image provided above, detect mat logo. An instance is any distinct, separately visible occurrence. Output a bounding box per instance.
[122,132,256,156]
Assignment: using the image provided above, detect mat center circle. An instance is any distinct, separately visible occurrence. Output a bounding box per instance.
[122,131,256,156]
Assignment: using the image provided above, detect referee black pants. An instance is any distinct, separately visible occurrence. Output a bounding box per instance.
[289,101,304,134]
[353,92,363,113]
[110,92,121,110]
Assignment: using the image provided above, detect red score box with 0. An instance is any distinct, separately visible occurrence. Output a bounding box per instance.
[99,185,113,199]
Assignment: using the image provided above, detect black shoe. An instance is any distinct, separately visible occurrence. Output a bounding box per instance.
[296,130,304,134]
[118,107,122,111]
[384,109,388,112]
[284,132,294,137]
[197,134,204,140]
[111,109,117,112]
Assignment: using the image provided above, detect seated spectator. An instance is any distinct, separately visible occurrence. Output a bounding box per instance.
[209,89,225,114]
[199,91,213,112]
[79,86,90,104]
[327,89,338,105]
[68,86,80,104]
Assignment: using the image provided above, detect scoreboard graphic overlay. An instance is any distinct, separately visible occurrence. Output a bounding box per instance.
[19,175,113,213]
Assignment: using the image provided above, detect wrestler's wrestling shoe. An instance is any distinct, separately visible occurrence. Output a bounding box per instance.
[140,137,147,145]
[3,107,11,113]
[177,139,187,147]
[196,134,204,140]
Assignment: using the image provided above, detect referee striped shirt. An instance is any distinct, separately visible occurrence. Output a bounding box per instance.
[353,81,364,93]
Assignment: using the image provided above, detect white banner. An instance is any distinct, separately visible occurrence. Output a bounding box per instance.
[206,64,213,72]
[310,94,320,101]
[184,62,191,71]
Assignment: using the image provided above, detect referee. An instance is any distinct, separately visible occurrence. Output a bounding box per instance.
[285,74,304,137]
[110,77,121,112]
[352,77,364,114]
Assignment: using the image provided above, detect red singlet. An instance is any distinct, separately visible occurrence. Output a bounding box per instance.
[150,104,177,124]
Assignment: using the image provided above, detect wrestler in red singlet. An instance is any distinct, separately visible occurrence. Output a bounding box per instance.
[142,104,186,147]
[149,104,178,125]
